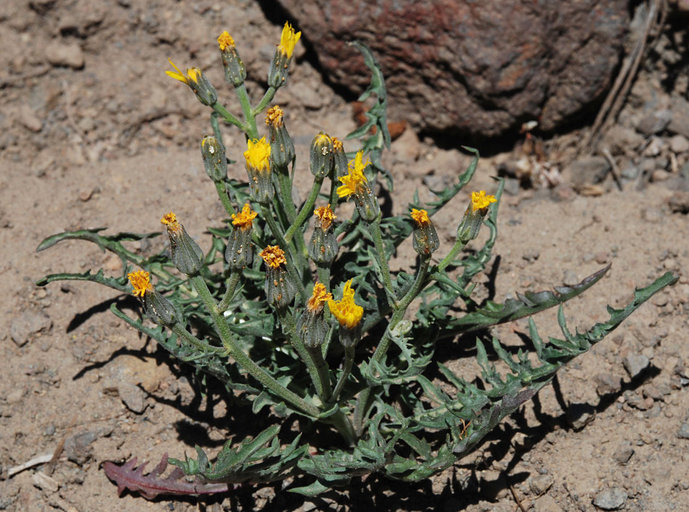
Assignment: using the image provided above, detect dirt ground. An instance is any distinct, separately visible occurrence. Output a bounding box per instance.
[1,1,688,511]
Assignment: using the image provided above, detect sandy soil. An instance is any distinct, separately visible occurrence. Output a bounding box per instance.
[1,1,688,511]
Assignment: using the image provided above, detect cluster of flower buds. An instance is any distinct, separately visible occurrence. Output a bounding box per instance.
[226,203,257,270]
[260,245,296,309]
[457,191,497,243]
[268,22,301,89]
[128,270,181,327]
[337,151,380,222]
[165,59,217,106]
[217,31,246,87]
[297,282,332,349]
[309,205,338,265]
[244,137,273,203]
[310,132,334,179]
[410,208,439,256]
[328,280,364,348]
[200,136,226,182]
[265,105,295,170]
[161,212,204,275]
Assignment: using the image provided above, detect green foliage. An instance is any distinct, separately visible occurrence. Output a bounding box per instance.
[37,29,677,500]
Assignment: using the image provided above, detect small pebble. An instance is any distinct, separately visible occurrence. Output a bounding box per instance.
[623,354,650,379]
[636,110,672,136]
[593,487,627,510]
[117,382,147,413]
[18,105,43,132]
[641,207,664,224]
[45,41,85,69]
[566,403,595,431]
[667,191,689,214]
[651,169,671,182]
[594,373,622,396]
[562,270,579,287]
[529,473,554,495]
[10,310,52,347]
[612,443,634,465]
[677,423,689,439]
[670,134,689,153]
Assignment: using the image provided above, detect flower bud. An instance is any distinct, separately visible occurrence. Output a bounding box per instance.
[217,31,246,87]
[260,245,296,309]
[309,205,338,265]
[201,136,226,182]
[336,151,379,222]
[128,270,181,327]
[267,22,301,89]
[265,106,295,170]
[456,191,496,243]
[331,137,348,179]
[297,282,332,348]
[243,137,273,203]
[166,59,217,106]
[328,280,364,348]
[225,203,257,270]
[161,212,204,275]
[310,132,334,179]
[410,208,439,256]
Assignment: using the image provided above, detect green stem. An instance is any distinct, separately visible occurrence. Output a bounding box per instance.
[307,346,332,401]
[252,86,277,117]
[190,276,319,417]
[284,176,325,243]
[261,205,306,299]
[214,181,236,218]
[316,266,330,289]
[276,169,297,223]
[212,102,246,132]
[171,323,222,354]
[234,84,258,138]
[328,172,339,210]
[330,345,355,404]
[370,219,397,307]
[437,238,468,273]
[217,271,241,313]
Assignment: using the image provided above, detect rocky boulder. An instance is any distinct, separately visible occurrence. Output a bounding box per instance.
[278,0,630,137]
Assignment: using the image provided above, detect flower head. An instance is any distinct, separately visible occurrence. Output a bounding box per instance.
[277,22,301,58]
[307,282,332,313]
[265,105,284,128]
[332,137,344,153]
[165,59,201,85]
[260,245,287,269]
[244,137,271,173]
[411,208,431,228]
[161,212,181,233]
[128,270,153,298]
[314,204,336,231]
[471,191,497,212]
[217,31,235,51]
[337,150,369,198]
[328,280,364,329]
[231,203,258,231]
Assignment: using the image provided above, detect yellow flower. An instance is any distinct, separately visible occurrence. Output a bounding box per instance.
[410,208,431,228]
[314,204,336,231]
[265,105,284,128]
[277,22,301,58]
[231,203,258,231]
[161,211,182,233]
[337,150,369,198]
[244,137,271,173]
[328,280,363,329]
[165,59,201,85]
[217,31,235,51]
[128,270,153,298]
[260,245,286,269]
[471,191,497,212]
[307,282,332,313]
[332,137,344,153]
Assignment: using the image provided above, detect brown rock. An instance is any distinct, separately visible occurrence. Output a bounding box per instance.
[45,41,85,69]
[279,0,628,137]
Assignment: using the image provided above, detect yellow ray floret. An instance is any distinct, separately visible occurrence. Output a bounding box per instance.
[337,150,369,198]
[260,245,286,269]
[328,280,363,329]
[244,137,271,173]
[128,270,153,298]
[471,191,497,212]
[410,208,431,227]
[165,59,200,85]
[314,204,336,231]
[231,203,258,230]
[278,22,301,58]
[265,105,284,128]
[307,282,332,313]
[161,211,182,233]
[217,31,235,51]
